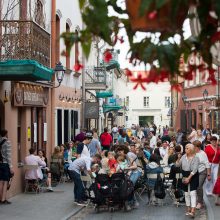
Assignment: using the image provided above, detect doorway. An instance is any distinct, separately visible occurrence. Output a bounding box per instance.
[139,116,154,126]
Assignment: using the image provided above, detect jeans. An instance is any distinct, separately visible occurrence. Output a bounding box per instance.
[130,170,142,186]
[69,170,85,201]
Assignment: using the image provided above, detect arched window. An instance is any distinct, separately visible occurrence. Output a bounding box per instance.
[75,29,79,65]
[55,14,60,63]
[66,23,70,69]
[34,0,45,28]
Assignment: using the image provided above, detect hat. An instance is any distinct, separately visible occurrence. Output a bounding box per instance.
[85,132,93,139]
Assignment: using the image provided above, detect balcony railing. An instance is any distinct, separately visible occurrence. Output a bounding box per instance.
[0,20,50,67]
[85,66,107,90]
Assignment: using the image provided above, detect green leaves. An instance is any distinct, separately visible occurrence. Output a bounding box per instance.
[79,0,86,10]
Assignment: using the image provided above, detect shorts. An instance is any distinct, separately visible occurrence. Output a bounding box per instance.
[0,163,11,181]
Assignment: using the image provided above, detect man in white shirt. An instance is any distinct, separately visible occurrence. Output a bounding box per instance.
[68,154,102,206]
[188,125,197,143]
[149,131,157,150]
[25,148,53,191]
[159,141,169,158]
[194,140,211,209]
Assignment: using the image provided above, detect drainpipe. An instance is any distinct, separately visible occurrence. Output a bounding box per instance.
[50,0,56,149]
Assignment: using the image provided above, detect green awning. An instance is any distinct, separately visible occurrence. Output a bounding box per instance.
[103,105,122,113]
[96,91,113,98]
[105,60,120,71]
[0,60,54,81]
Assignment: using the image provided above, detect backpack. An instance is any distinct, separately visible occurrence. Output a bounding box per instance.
[154,173,166,199]
[0,139,7,163]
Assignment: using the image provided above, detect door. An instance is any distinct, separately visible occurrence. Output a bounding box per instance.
[139,116,154,127]
[64,109,69,143]
[57,109,62,146]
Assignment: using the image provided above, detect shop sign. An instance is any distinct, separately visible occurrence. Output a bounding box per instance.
[85,102,99,119]
[13,83,49,106]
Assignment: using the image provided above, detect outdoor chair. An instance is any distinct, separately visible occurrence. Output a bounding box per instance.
[23,165,40,194]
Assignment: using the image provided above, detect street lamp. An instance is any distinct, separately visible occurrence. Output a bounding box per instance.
[182,95,188,104]
[53,61,65,88]
[203,89,209,102]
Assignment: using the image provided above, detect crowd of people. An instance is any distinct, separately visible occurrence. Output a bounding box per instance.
[0,124,220,218]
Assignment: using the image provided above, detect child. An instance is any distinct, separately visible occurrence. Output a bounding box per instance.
[99,150,109,174]
[108,151,117,176]
[116,155,128,172]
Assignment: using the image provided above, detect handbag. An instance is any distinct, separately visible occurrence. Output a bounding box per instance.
[154,173,166,199]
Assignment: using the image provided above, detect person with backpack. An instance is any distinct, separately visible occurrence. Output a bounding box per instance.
[146,154,164,205]
[0,129,14,204]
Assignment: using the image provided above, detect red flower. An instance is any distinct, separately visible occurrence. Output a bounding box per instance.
[103,50,113,63]
[74,61,83,72]
[148,10,157,20]
[171,84,182,93]
[159,70,169,82]
[130,73,148,90]
[125,68,133,77]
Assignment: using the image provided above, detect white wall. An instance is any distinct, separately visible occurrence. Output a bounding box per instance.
[113,72,171,128]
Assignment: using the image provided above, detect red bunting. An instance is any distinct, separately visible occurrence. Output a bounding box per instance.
[171,84,182,92]
[125,68,133,77]
[130,73,148,90]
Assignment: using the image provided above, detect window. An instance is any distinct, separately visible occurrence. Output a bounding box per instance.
[55,15,60,63]
[126,96,129,106]
[66,23,70,69]
[75,29,79,65]
[143,96,149,108]
[165,96,171,108]
[17,108,22,163]
[34,0,45,28]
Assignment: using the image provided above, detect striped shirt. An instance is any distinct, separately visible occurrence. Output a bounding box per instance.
[0,137,12,168]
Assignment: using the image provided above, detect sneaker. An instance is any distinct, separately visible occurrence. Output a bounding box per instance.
[132,201,139,209]
[125,204,132,211]
[47,187,54,192]
[76,201,87,206]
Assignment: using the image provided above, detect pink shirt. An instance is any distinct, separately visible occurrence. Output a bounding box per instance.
[25,154,46,180]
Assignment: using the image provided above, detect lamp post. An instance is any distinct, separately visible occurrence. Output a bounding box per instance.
[53,61,65,88]
[203,89,209,102]
[182,95,188,132]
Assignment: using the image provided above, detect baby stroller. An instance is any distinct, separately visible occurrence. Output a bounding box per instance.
[87,172,134,212]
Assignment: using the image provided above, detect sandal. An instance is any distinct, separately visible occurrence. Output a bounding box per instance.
[215,202,220,206]
[2,200,11,204]
[189,212,195,218]
[185,212,190,216]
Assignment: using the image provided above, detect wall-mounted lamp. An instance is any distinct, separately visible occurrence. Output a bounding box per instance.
[53,62,65,88]
[182,95,188,104]
[202,89,213,104]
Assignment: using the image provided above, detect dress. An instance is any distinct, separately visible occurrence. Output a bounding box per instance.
[205,144,220,195]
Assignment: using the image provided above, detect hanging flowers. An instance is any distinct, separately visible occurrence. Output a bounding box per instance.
[103,49,113,63]
[74,60,83,72]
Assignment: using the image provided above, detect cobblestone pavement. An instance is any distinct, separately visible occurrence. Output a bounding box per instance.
[70,196,207,220]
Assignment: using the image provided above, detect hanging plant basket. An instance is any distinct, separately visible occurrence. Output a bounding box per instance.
[126,0,189,33]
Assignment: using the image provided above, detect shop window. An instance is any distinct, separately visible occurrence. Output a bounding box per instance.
[57,109,62,146]
[17,108,22,163]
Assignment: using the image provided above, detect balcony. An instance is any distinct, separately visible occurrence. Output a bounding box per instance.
[85,66,107,90]
[0,20,50,67]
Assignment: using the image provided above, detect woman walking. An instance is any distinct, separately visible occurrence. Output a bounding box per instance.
[204,136,220,196]
[176,143,199,218]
